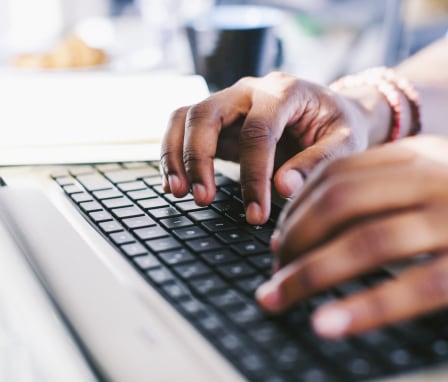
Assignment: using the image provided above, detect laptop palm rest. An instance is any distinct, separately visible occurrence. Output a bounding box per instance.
[0,187,238,382]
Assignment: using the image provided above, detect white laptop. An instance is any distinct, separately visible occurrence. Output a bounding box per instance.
[0,157,448,382]
[0,72,448,382]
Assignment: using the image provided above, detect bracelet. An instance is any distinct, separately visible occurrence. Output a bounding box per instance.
[329,67,421,142]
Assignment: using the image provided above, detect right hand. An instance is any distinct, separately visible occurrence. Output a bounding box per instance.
[160,71,377,225]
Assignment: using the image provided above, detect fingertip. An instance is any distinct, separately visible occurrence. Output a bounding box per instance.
[270,230,280,252]
[312,305,352,339]
[192,183,215,205]
[275,169,304,198]
[255,281,284,312]
[246,202,269,225]
[168,174,188,196]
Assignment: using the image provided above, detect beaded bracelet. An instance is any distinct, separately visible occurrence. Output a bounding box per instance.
[329,67,421,142]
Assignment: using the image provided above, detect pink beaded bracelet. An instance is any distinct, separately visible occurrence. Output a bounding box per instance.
[329,67,421,142]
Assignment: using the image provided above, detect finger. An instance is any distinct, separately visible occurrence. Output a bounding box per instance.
[274,140,419,235]
[183,84,252,205]
[238,105,288,224]
[257,205,448,313]
[277,160,448,266]
[312,254,448,338]
[160,106,191,196]
[273,126,355,198]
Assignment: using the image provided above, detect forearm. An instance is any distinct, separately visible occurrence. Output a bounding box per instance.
[395,38,448,136]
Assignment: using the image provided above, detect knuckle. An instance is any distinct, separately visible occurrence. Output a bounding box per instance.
[185,102,211,127]
[240,119,276,147]
[416,264,448,302]
[168,106,189,125]
[318,178,350,214]
[346,222,393,263]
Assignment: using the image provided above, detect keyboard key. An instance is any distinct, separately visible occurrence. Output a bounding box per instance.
[121,242,147,257]
[236,275,266,295]
[138,198,169,210]
[221,184,242,201]
[145,237,181,252]
[227,303,264,325]
[112,206,144,219]
[186,237,223,252]
[207,290,246,309]
[122,162,150,169]
[122,216,155,229]
[127,189,157,201]
[159,248,195,265]
[110,231,135,245]
[117,181,147,192]
[80,201,103,212]
[95,163,122,172]
[248,323,289,345]
[162,282,190,300]
[133,254,160,270]
[232,241,267,256]
[134,225,169,240]
[93,189,123,200]
[89,210,113,222]
[247,253,273,271]
[102,197,133,209]
[147,267,174,284]
[147,206,181,219]
[71,192,93,203]
[188,209,221,221]
[172,226,208,240]
[55,176,75,186]
[215,230,251,244]
[201,219,235,232]
[160,216,194,229]
[179,299,208,318]
[214,175,234,187]
[105,168,159,183]
[217,262,257,279]
[174,262,211,279]
[99,220,123,233]
[164,193,194,203]
[189,276,226,295]
[69,165,94,176]
[142,176,162,186]
[175,200,207,212]
[199,249,239,265]
[77,174,113,191]
[63,184,83,194]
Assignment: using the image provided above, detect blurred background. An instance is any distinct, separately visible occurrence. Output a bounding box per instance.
[0,0,447,85]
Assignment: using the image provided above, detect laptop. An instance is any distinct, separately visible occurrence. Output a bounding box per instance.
[1,158,448,382]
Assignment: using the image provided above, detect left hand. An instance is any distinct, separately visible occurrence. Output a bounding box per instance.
[256,135,448,338]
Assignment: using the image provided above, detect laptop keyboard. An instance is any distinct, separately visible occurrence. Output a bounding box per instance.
[52,161,448,382]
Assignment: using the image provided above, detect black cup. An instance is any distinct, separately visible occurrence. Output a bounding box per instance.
[185,5,285,92]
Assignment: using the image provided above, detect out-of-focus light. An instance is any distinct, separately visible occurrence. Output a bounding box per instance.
[7,0,63,52]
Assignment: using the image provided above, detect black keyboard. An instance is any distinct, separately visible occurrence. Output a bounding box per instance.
[52,161,448,382]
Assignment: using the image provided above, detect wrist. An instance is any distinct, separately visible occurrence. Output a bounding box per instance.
[330,67,420,146]
[336,85,412,146]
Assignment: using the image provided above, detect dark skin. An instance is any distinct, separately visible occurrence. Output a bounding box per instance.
[160,38,448,338]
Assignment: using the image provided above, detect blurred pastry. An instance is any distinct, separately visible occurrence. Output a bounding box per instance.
[14,34,107,69]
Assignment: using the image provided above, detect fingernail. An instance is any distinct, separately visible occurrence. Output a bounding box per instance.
[255,282,283,311]
[283,170,304,196]
[168,174,181,193]
[162,175,170,192]
[312,306,352,338]
[270,230,280,252]
[192,183,207,201]
[246,202,263,224]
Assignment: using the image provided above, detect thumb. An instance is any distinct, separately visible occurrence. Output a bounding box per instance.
[274,134,354,198]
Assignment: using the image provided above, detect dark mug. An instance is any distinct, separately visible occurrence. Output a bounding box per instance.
[185,5,285,92]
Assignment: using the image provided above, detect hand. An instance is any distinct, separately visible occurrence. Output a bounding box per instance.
[160,72,375,225]
[256,135,448,338]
